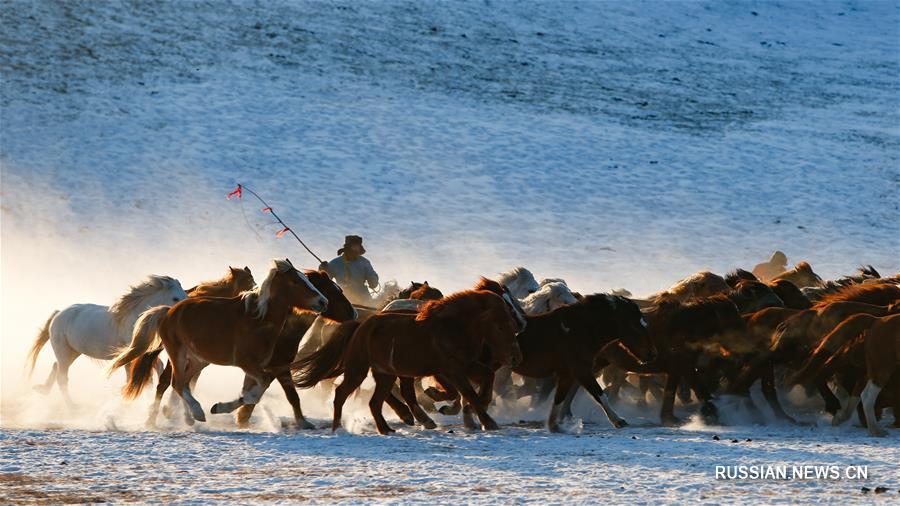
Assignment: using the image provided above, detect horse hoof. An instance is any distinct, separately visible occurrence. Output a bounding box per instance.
[869,427,888,437]
[422,420,437,430]
[400,416,415,426]
[548,424,562,433]
[210,403,226,414]
[614,419,629,428]
[377,426,395,435]
[298,420,317,430]
[483,421,500,431]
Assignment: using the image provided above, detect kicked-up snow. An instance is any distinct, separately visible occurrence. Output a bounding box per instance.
[1,0,898,503]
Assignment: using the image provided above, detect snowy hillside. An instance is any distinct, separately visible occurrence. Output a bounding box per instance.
[1,0,899,502]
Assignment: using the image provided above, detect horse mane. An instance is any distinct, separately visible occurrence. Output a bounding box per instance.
[188,267,238,296]
[109,275,181,326]
[651,271,728,301]
[474,277,505,294]
[539,278,567,287]
[241,259,292,319]
[858,265,880,278]
[774,261,814,279]
[812,282,900,309]
[416,289,482,321]
[725,269,757,288]
[497,267,534,287]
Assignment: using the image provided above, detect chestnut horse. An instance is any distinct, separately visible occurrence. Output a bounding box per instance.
[214,269,356,429]
[293,290,522,434]
[829,314,900,436]
[110,259,327,425]
[152,266,256,420]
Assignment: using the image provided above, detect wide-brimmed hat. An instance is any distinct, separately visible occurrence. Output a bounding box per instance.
[338,235,365,255]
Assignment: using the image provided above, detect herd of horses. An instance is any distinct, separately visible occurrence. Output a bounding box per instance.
[25,258,900,436]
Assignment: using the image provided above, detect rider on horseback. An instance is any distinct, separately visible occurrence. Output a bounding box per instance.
[319,235,379,305]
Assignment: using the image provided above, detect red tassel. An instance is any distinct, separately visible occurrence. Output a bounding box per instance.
[226,184,243,200]
[262,207,272,213]
[275,227,290,238]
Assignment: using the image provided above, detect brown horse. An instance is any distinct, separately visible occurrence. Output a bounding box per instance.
[771,261,823,288]
[601,295,746,425]
[212,270,357,429]
[150,266,257,421]
[110,259,328,425]
[397,281,444,300]
[732,300,900,421]
[186,266,254,297]
[829,314,900,436]
[293,290,522,434]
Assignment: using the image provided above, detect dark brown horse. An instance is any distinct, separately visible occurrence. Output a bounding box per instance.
[397,281,444,301]
[293,290,522,434]
[213,270,357,429]
[724,269,811,310]
[601,295,746,425]
[811,283,900,309]
[110,259,328,425]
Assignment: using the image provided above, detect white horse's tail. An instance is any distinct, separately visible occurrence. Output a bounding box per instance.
[108,305,169,386]
[26,310,59,377]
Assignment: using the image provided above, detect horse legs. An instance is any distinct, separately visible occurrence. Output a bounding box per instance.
[399,377,436,429]
[559,383,578,420]
[444,371,499,431]
[276,372,315,429]
[660,373,682,426]
[684,369,719,424]
[832,379,864,427]
[211,369,271,415]
[172,355,208,424]
[461,363,498,431]
[331,365,368,432]
[385,387,416,426]
[234,375,262,428]
[860,380,887,437]
[147,360,173,427]
[34,362,58,395]
[369,372,397,435]
[575,371,628,428]
[547,375,574,433]
[49,338,79,406]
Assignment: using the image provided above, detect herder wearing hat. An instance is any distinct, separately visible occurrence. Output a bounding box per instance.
[319,235,379,305]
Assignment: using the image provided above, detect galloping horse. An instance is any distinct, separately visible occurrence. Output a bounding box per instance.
[154,266,256,420]
[110,259,327,425]
[497,267,540,299]
[293,290,522,434]
[27,275,188,404]
[217,269,356,429]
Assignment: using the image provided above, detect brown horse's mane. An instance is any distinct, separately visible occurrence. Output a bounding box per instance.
[416,289,484,321]
[108,275,181,327]
[474,277,504,294]
[812,282,900,309]
[188,266,252,297]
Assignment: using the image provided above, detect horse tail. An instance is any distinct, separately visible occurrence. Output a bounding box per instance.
[785,314,875,386]
[122,348,164,400]
[292,320,361,388]
[26,310,59,377]
[108,306,169,399]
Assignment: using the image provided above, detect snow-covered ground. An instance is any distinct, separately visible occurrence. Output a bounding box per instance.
[2,0,899,502]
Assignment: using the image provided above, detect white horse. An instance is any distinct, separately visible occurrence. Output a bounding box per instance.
[26,275,188,404]
[497,267,540,300]
[521,281,579,314]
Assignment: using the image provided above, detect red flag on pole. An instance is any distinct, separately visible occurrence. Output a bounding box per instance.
[226,185,243,200]
[275,227,290,238]
[262,207,272,213]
